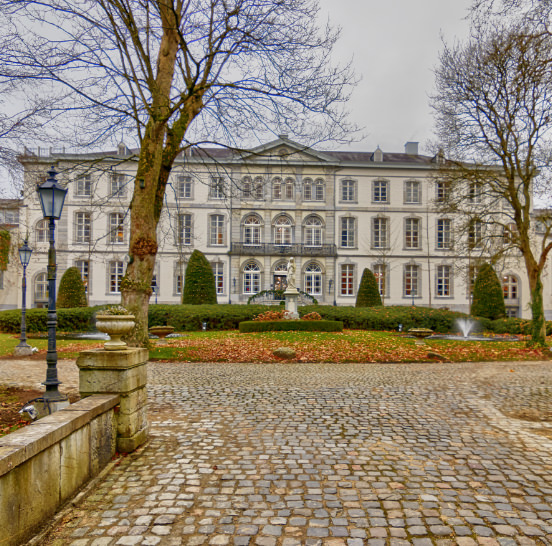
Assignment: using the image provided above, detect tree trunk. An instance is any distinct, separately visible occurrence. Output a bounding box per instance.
[529,269,547,346]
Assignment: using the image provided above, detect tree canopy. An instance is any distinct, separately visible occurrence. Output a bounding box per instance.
[432,16,552,345]
[0,0,356,345]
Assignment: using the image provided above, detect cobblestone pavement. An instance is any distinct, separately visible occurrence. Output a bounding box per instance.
[5,359,552,546]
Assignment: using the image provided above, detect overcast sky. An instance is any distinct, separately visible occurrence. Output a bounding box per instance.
[317,0,473,155]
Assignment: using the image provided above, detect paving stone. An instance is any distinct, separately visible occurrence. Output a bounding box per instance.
[12,361,552,546]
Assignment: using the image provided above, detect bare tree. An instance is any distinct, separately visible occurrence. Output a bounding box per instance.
[432,22,552,345]
[0,0,356,344]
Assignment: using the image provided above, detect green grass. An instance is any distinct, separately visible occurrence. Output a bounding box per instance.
[0,330,548,363]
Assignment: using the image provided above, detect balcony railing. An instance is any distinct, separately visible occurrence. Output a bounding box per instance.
[230,242,337,257]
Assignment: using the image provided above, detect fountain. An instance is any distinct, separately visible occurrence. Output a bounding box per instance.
[456,317,477,339]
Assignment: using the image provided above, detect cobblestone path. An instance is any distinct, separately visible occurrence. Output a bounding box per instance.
[33,361,552,545]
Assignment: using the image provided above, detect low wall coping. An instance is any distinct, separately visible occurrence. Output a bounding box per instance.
[0,394,119,477]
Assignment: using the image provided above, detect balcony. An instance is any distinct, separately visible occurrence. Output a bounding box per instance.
[230,242,337,257]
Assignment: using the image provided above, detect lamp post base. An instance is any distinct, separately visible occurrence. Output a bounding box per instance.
[13,344,33,357]
[33,395,70,418]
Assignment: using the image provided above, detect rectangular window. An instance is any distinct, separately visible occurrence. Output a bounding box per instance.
[177,176,192,199]
[75,212,91,243]
[372,217,388,249]
[436,181,450,202]
[109,212,125,244]
[210,215,225,246]
[468,182,482,203]
[341,179,356,202]
[405,218,420,249]
[2,210,19,224]
[315,182,324,201]
[109,261,124,293]
[177,214,192,245]
[273,181,282,200]
[76,175,92,197]
[212,262,224,294]
[175,262,185,295]
[243,272,260,294]
[110,173,126,197]
[404,265,419,297]
[373,180,388,203]
[341,217,355,248]
[468,220,482,248]
[0,270,4,290]
[436,265,451,297]
[210,177,225,199]
[340,264,354,295]
[436,219,451,249]
[404,180,421,204]
[75,260,89,293]
[373,264,387,297]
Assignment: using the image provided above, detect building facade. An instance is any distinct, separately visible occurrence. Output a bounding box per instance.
[6,136,547,318]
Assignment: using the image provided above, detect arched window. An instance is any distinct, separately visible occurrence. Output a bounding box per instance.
[242,177,252,198]
[273,215,293,245]
[314,178,325,201]
[304,262,322,295]
[253,177,264,200]
[304,216,323,247]
[272,177,282,200]
[243,215,262,245]
[303,178,313,200]
[284,178,294,200]
[503,275,518,299]
[34,272,48,306]
[36,219,48,243]
[243,261,261,294]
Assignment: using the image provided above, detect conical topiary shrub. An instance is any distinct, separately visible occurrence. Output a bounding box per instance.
[471,263,506,319]
[57,266,88,308]
[182,249,218,305]
[355,268,383,307]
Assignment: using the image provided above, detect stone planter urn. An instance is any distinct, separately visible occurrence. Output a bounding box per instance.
[95,314,136,350]
[149,325,175,340]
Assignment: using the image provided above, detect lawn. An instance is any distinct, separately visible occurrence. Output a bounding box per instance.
[0,331,548,363]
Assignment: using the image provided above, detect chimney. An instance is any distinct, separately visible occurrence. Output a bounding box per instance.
[405,142,418,155]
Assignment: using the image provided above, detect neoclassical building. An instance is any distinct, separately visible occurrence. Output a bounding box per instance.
[3,136,547,318]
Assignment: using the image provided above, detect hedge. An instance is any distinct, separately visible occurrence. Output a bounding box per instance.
[0,303,548,335]
[148,304,278,331]
[298,305,469,333]
[0,306,101,333]
[239,320,343,333]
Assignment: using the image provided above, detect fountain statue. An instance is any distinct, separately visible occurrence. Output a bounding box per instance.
[284,257,299,319]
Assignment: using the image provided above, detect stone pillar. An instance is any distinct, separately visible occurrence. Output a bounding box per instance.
[284,289,300,319]
[76,348,148,453]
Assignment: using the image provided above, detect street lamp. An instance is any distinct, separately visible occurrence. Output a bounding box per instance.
[36,166,68,409]
[14,240,32,356]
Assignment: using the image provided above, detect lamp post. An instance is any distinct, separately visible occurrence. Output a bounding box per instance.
[36,166,68,409]
[14,240,33,356]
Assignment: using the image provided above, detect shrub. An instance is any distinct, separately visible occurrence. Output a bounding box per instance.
[57,267,88,308]
[253,310,290,321]
[182,249,218,305]
[0,306,101,333]
[239,320,343,333]
[302,312,322,321]
[471,263,506,320]
[148,304,278,331]
[299,305,469,333]
[356,268,383,307]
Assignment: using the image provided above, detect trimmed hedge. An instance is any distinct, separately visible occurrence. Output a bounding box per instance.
[182,249,218,304]
[239,320,343,333]
[57,267,88,308]
[0,303,547,335]
[148,304,278,331]
[471,263,506,320]
[0,306,101,333]
[298,305,468,333]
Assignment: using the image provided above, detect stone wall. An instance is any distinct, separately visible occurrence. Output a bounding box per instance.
[0,394,119,546]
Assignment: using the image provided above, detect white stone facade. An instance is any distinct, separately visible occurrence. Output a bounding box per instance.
[8,137,548,318]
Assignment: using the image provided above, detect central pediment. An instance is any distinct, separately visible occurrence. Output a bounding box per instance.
[239,136,334,163]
